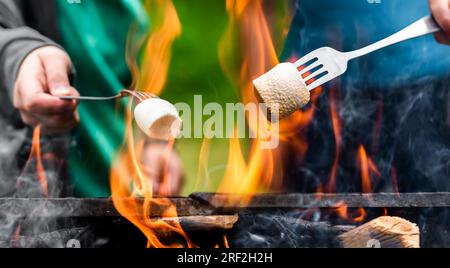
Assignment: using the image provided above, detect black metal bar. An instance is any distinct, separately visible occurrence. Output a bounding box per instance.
[190,192,450,209]
[1,193,449,219]
[0,197,214,218]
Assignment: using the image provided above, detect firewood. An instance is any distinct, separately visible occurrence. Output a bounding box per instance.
[146,215,239,231]
[338,216,420,248]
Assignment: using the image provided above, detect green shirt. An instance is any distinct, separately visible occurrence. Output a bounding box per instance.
[56,0,149,197]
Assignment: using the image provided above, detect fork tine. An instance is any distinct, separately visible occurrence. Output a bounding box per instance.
[135,91,147,99]
[294,52,318,68]
[125,90,144,101]
[142,92,153,99]
[299,62,323,77]
[302,66,325,81]
[306,73,333,91]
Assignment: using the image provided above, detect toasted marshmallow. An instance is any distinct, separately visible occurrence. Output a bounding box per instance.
[253,62,310,120]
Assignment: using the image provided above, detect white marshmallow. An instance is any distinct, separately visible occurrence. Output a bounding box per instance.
[253,62,310,120]
[134,98,182,140]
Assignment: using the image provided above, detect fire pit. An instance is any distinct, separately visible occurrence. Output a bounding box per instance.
[1,192,448,248]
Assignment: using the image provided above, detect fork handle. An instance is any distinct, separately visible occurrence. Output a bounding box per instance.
[59,94,122,101]
[345,16,441,60]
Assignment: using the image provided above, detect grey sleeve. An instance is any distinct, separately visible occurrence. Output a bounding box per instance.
[0,0,60,103]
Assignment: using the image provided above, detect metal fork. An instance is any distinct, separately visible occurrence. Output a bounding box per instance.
[59,89,156,102]
[296,16,442,91]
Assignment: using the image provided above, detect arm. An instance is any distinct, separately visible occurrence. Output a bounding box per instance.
[429,0,450,45]
[0,0,79,133]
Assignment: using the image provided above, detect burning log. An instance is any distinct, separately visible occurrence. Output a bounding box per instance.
[148,215,239,232]
[338,216,420,248]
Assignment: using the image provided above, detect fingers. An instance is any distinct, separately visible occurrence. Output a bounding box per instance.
[430,0,450,44]
[13,46,80,134]
[22,91,78,115]
[38,47,72,92]
[434,31,450,45]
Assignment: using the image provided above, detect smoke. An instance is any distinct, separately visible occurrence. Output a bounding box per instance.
[0,124,80,248]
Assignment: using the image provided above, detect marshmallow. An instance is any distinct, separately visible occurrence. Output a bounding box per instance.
[253,62,310,120]
[134,98,182,140]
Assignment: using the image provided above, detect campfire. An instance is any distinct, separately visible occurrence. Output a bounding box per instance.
[1,0,449,249]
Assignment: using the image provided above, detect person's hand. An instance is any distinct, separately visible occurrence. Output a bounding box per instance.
[430,0,450,45]
[14,46,79,134]
[141,140,185,196]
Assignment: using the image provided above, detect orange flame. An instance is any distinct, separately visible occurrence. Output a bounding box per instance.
[223,235,230,248]
[110,0,194,248]
[356,145,380,193]
[138,0,181,95]
[216,0,318,202]
[328,88,342,193]
[334,201,367,223]
[216,0,282,202]
[21,126,48,197]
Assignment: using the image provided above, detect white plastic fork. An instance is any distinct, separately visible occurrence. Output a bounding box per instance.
[296,16,442,91]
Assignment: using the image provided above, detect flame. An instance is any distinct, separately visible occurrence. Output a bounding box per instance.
[138,0,181,95]
[10,224,21,248]
[223,235,230,248]
[334,201,349,219]
[216,0,318,202]
[194,138,212,192]
[110,0,195,248]
[20,126,48,197]
[217,130,275,203]
[353,208,366,223]
[356,145,380,193]
[216,0,280,202]
[334,201,366,223]
[328,88,342,193]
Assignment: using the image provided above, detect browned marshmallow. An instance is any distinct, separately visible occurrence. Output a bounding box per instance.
[253,62,310,120]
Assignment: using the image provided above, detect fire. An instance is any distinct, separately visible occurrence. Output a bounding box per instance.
[20,125,48,197]
[223,235,230,248]
[356,145,380,193]
[110,0,194,248]
[138,0,181,95]
[328,88,342,193]
[216,0,280,201]
[334,201,366,223]
[216,0,317,202]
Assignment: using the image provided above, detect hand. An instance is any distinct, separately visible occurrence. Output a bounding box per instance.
[141,140,185,196]
[430,0,450,45]
[13,46,80,134]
